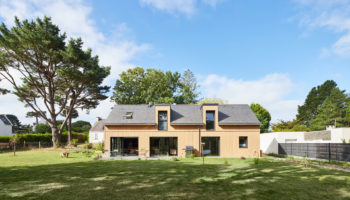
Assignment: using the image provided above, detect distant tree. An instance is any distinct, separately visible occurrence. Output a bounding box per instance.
[26,111,46,125]
[296,80,337,126]
[309,87,349,130]
[175,69,200,104]
[271,120,309,132]
[35,123,51,134]
[71,120,91,133]
[111,67,181,104]
[61,108,79,144]
[198,97,228,105]
[5,115,21,127]
[250,104,271,133]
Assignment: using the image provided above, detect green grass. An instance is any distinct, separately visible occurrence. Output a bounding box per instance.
[0,150,350,200]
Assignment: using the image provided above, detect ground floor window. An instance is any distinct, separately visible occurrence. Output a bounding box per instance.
[239,136,248,148]
[110,137,138,156]
[150,137,178,156]
[201,137,220,156]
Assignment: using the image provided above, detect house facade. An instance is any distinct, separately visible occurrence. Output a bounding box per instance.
[89,118,105,144]
[104,104,261,158]
[0,114,13,136]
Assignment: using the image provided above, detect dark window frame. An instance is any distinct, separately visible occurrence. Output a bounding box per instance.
[239,136,248,148]
[158,111,168,131]
[206,110,215,131]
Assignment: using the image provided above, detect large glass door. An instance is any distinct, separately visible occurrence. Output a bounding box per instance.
[150,137,178,156]
[201,137,220,156]
[110,137,138,156]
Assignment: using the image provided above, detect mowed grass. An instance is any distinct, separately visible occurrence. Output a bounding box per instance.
[0,150,350,200]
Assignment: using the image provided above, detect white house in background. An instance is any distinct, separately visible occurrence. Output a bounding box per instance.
[89,117,104,144]
[261,127,350,154]
[0,114,13,136]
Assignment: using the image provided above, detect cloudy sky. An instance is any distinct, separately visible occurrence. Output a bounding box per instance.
[1,0,350,125]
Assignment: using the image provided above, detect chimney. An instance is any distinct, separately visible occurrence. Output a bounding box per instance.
[96,117,102,122]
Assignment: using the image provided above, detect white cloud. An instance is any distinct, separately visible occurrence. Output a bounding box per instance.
[0,0,150,125]
[200,73,303,122]
[293,0,350,57]
[139,0,225,16]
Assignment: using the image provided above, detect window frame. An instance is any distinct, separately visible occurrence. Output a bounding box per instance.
[158,111,168,131]
[239,136,248,148]
[205,110,215,131]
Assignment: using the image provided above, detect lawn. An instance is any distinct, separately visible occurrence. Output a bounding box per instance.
[0,150,350,200]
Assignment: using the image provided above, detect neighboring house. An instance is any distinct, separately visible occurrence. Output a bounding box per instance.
[261,127,350,154]
[103,104,261,158]
[89,118,105,143]
[0,114,13,136]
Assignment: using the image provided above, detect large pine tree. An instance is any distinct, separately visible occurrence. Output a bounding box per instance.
[296,80,337,126]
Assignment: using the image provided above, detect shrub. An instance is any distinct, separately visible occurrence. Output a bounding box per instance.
[289,156,295,160]
[96,143,104,151]
[190,153,195,159]
[171,157,179,161]
[224,159,229,165]
[341,138,346,144]
[0,136,10,143]
[35,124,51,134]
[253,158,260,165]
[71,139,78,146]
[266,153,286,158]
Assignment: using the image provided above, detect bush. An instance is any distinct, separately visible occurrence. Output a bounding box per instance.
[224,159,229,165]
[96,143,104,151]
[190,153,195,159]
[253,158,260,165]
[0,136,10,142]
[71,139,78,146]
[266,153,286,158]
[35,124,51,134]
[171,157,179,161]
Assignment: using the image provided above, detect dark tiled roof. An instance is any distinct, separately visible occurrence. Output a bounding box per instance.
[104,104,260,126]
[218,105,260,125]
[0,114,12,125]
[104,105,156,125]
[90,119,105,132]
[170,105,203,125]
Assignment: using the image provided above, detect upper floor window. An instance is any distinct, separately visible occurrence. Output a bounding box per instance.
[206,111,215,130]
[158,111,168,130]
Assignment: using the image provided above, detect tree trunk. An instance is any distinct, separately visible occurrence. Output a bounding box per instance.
[68,116,72,145]
[51,119,59,148]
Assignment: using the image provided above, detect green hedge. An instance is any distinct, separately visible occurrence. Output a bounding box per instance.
[1,133,88,144]
[0,136,10,143]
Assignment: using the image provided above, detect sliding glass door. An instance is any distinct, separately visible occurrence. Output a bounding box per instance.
[110,137,138,156]
[150,137,178,156]
[201,137,220,156]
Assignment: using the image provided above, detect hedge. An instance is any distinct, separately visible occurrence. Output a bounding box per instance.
[0,136,10,143]
[0,132,88,144]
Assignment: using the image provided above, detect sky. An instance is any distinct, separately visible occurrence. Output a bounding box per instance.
[1,0,350,126]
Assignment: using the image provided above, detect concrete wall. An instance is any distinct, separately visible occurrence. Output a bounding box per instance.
[89,131,104,143]
[261,128,350,154]
[0,121,12,136]
[104,105,260,158]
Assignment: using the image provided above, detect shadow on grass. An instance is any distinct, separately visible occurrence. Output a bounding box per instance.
[0,159,349,200]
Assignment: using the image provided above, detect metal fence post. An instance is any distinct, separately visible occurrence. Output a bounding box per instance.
[328,143,331,163]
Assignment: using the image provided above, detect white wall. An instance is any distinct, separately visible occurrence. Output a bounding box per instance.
[0,121,13,136]
[89,131,104,143]
[260,128,350,154]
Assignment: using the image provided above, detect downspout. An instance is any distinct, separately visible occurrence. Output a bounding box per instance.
[198,125,201,157]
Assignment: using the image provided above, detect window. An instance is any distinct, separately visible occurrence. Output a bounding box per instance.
[206,111,215,130]
[124,112,133,119]
[94,133,98,140]
[239,137,248,148]
[158,111,168,130]
[202,137,220,156]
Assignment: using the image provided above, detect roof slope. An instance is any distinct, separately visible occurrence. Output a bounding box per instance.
[218,105,260,125]
[0,114,12,126]
[104,105,156,125]
[170,105,203,125]
[90,119,105,132]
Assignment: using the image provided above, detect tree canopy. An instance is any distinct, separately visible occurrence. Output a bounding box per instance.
[250,103,271,133]
[198,97,228,105]
[296,80,337,126]
[111,67,199,104]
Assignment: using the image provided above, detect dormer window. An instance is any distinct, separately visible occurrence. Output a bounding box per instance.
[206,111,215,130]
[123,112,133,119]
[158,111,168,130]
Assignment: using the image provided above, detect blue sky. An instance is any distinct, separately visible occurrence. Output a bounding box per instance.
[1,0,350,125]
